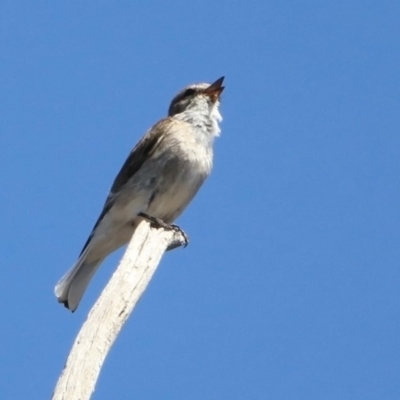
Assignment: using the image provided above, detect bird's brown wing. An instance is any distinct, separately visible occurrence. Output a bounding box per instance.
[109,119,172,194]
[79,118,172,256]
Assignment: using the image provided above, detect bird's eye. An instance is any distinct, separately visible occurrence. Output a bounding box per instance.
[183,88,196,97]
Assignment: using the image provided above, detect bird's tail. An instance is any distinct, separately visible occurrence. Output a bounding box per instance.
[54,250,104,312]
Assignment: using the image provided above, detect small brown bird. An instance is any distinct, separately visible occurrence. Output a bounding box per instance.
[55,77,225,311]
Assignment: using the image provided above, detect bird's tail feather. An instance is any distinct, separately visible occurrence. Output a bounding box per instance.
[54,251,104,312]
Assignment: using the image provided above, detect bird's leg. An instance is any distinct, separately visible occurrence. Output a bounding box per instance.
[138,212,189,249]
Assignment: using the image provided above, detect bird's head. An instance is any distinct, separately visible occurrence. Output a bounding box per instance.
[168,77,225,117]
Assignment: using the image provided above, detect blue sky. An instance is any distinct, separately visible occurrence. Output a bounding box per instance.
[1,1,400,399]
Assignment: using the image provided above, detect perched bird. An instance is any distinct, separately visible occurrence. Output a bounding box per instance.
[55,77,225,311]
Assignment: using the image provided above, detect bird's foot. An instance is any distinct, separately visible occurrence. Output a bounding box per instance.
[138,212,189,249]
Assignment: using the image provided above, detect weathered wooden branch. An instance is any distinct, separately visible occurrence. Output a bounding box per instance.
[52,220,187,400]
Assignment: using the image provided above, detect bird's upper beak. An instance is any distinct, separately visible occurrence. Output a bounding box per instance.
[204,76,225,102]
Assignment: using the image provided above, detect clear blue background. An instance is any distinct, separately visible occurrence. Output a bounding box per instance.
[1,1,399,399]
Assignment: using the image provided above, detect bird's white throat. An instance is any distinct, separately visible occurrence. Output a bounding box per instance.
[175,99,222,140]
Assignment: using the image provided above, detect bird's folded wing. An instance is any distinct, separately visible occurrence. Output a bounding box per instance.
[78,117,173,256]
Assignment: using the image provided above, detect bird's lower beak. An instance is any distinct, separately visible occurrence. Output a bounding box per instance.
[204,76,225,102]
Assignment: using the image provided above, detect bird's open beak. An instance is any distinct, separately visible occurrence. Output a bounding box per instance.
[204,76,225,102]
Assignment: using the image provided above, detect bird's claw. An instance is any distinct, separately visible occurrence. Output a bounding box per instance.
[169,224,189,248]
[138,212,189,248]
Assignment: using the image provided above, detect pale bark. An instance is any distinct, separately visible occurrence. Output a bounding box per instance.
[52,220,186,400]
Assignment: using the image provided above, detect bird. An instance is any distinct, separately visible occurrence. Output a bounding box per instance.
[54,77,225,311]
